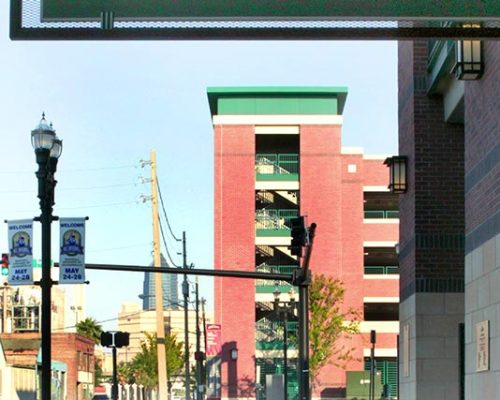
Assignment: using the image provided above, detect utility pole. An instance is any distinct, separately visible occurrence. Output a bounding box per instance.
[150,149,169,400]
[195,278,203,400]
[201,297,207,392]
[183,231,191,400]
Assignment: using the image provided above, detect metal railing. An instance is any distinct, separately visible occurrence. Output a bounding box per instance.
[256,265,297,288]
[255,209,299,230]
[255,153,299,176]
[364,210,399,219]
[256,319,298,349]
[364,266,399,275]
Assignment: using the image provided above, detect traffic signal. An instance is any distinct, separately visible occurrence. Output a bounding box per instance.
[100,331,113,347]
[100,331,130,348]
[114,331,130,348]
[1,253,9,276]
[290,216,307,257]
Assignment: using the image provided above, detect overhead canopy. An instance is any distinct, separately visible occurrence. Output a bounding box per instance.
[41,0,498,21]
[10,0,500,40]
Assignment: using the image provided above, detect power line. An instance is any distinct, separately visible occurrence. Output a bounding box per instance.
[158,215,180,268]
[57,201,137,210]
[87,243,151,254]
[157,177,181,242]
[0,200,137,214]
[1,182,137,194]
[0,164,136,175]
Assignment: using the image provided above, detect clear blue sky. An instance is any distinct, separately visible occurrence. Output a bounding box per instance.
[0,4,397,330]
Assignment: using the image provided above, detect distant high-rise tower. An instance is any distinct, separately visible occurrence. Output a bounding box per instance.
[142,253,179,310]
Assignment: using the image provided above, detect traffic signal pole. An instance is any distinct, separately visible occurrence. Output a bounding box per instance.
[296,222,316,400]
[112,346,118,400]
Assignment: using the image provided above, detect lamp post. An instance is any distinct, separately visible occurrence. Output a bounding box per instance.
[273,287,297,400]
[32,113,62,400]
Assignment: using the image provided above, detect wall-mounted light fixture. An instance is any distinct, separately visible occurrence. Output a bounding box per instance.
[230,348,238,361]
[454,23,484,80]
[384,156,407,194]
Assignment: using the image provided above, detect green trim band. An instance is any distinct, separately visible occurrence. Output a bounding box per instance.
[208,87,348,116]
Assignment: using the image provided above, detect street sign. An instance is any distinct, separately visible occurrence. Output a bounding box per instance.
[32,259,54,268]
[41,0,499,21]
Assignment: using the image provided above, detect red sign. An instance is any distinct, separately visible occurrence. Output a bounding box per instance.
[205,324,222,357]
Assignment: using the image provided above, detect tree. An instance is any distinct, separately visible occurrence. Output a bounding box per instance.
[94,358,104,385]
[76,317,103,345]
[76,317,104,385]
[309,274,360,383]
[130,332,184,391]
[117,361,135,385]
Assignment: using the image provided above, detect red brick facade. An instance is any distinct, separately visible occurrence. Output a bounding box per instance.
[210,88,399,399]
[214,124,257,398]
[52,333,95,400]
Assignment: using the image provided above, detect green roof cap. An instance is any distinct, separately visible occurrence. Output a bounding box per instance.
[207,86,348,117]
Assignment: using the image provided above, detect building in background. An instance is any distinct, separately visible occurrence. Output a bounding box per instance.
[397,38,499,400]
[51,333,95,400]
[208,87,399,399]
[116,301,212,368]
[142,253,179,310]
[0,332,91,400]
[0,265,88,399]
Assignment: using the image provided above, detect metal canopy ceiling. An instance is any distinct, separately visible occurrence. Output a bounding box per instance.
[10,0,500,40]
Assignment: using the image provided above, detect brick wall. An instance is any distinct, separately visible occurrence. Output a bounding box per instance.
[464,41,500,240]
[398,40,465,300]
[361,159,391,186]
[52,333,95,400]
[214,124,256,398]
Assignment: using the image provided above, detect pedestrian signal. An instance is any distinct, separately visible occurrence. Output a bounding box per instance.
[100,331,113,347]
[100,331,130,348]
[114,331,130,348]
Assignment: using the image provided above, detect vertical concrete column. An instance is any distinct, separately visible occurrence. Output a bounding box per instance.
[398,39,465,400]
[463,40,500,400]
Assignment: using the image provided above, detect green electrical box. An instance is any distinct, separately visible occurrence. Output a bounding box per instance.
[346,371,383,400]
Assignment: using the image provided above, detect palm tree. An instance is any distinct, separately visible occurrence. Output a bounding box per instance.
[76,317,103,345]
[131,332,184,392]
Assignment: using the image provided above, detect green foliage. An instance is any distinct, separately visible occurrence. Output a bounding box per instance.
[94,359,104,385]
[309,274,360,382]
[117,361,136,385]
[129,332,184,390]
[76,317,103,345]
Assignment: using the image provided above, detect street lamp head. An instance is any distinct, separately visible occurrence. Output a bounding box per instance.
[31,113,56,152]
[50,136,63,160]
